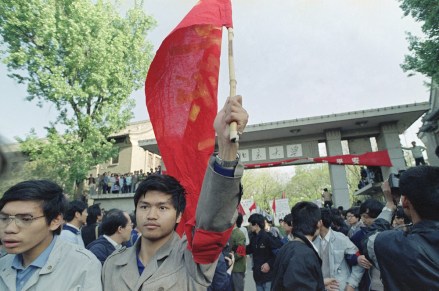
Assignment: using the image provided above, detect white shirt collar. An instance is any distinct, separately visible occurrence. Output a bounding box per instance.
[320,228,332,242]
[66,223,80,232]
[307,237,320,253]
[103,235,121,249]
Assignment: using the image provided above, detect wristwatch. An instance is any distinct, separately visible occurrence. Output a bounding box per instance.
[215,154,239,168]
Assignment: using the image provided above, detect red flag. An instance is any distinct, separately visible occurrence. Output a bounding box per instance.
[244,150,393,169]
[249,202,257,212]
[145,0,233,236]
[238,203,246,216]
[272,198,276,214]
[312,150,392,167]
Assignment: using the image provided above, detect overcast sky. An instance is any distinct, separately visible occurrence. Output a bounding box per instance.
[0,0,429,146]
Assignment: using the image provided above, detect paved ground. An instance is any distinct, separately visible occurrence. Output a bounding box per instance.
[244,257,256,291]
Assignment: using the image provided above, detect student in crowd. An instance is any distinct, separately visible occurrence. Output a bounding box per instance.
[208,252,234,291]
[313,208,364,291]
[87,209,132,265]
[230,213,247,291]
[82,204,103,247]
[367,167,439,290]
[280,213,293,244]
[101,95,248,290]
[346,207,363,238]
[264,215,282,239]
[124,212,140,247]
[0,180,102,290]
[247,213,282,291]
[59,200,88,247]
[351,199,384,291]
[271,202,337,291]
[391,206,411,231]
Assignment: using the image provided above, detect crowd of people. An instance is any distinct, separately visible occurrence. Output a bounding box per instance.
[0,95,438,291]
[87,166,162,195]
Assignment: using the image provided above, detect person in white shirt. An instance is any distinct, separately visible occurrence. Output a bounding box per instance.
[59,200,88,247]
[402,141,427,166]
[314,208,364,291]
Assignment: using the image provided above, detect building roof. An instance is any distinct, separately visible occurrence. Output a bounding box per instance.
[139,102,430,155]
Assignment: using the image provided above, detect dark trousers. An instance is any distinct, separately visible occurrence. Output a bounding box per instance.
[415,157,426,166]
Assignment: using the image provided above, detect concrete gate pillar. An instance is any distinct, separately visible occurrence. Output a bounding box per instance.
[376,122,407,179]
[420,131,439,166]
[325,129,350,209]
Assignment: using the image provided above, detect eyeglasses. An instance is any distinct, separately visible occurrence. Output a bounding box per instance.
[0,214,46,228]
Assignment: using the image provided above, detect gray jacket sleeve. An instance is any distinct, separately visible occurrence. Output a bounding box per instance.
[195,156,244,232]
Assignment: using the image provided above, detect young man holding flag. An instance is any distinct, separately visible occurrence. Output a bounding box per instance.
[102,95,248,290]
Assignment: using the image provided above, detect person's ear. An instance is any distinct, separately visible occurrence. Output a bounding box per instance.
[176,212,182,224]
[401,196,409,209]
[49,214,63,232]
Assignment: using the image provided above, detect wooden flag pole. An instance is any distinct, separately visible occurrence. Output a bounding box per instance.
[228,27,239,143]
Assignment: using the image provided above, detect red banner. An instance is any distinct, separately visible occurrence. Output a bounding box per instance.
[245,150,393,169]
[145,0,232,236]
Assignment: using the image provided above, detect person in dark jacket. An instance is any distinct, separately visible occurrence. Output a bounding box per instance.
[369,166,439,291]
[271,202,337,291]
[87,209,132,264]
[208,252,234,291]
[246,213,282,291]
[81,204,102,247]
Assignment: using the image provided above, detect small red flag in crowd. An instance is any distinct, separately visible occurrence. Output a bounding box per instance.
[249,201,257,212]
[272,198,276,214]
[145,0,233,235]
[238,203,246,216]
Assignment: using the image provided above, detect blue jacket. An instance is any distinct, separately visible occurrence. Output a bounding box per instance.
[87,236,116,265]
[207,253,232,291]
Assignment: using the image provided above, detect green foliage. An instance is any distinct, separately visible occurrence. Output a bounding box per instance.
[242,164,363,209]
[242,169,285,211]
[0,0,156,194]
[285,164,330,205]
[399,0,439,82]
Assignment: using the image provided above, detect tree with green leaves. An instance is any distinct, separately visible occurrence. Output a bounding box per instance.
[0,0,155,195]
[242,169,285,211]
[399,0,439,82]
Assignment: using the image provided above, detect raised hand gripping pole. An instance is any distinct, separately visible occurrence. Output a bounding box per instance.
[228,27,239,143]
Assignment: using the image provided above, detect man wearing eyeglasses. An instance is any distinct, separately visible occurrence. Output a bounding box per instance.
[0,180,102,291]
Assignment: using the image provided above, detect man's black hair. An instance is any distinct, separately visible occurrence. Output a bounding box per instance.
[393,206,411,225]
[236,213,244,228]
[64,200,88,222]
[134,174,186,216]
[100,209,129,236]
[320,208,332,228]
[129,212,136,228]
[359,199,383,218]
[291,201,321,236]
[283,213,293,227]
[0,180,67,235]
[86,204,102,225]
[248,213,265,230]
[346,207,360,219]
[400,166,439,220]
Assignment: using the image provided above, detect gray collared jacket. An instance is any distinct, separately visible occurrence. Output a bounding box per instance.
[0,237,102,291]
[102,156,244,291]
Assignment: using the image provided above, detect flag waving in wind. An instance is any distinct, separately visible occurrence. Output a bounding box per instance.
[145,0,233,235]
